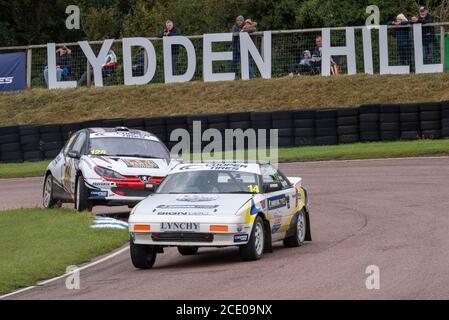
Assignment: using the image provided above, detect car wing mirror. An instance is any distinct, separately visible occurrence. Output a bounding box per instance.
[68,151,81,159]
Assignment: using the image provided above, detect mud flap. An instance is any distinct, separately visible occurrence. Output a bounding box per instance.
[305,208,312,241]
[263,220,273,253]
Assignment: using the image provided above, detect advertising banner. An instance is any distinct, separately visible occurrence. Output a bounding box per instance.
[0,52,26,92]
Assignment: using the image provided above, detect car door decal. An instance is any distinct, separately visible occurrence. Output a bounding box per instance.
[63,158,73,193]
[267,194,289,210]
[277,187,307,233]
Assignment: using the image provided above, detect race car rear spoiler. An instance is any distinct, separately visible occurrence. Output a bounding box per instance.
[287,177,302,187]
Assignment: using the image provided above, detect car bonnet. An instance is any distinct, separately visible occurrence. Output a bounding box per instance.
[88,155,170,176]
[133,193,255,217]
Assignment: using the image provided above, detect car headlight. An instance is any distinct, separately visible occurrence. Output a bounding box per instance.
[94,166,125,180]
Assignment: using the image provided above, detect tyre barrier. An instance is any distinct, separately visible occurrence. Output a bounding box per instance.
[1,101,449,163]
[359,104,380,142]
[442,102,449,138]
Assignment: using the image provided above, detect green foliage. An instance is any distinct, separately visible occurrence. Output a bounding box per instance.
[0,0,436,46]
[82,6,121,40]
[0,22,17,46]
[121,0,162,37]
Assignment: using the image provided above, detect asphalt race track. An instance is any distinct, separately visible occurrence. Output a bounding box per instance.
[1,157,449,299]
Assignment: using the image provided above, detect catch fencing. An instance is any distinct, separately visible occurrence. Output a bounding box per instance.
[0,101,448,163]
[1,23,449,88]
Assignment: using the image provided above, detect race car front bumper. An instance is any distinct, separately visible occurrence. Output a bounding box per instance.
[131,231,250,247]
[86,182,157,205]
[130,222,252,247]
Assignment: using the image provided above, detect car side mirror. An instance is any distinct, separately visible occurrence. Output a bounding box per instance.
[264,182,283,193]
[68,151,81,159]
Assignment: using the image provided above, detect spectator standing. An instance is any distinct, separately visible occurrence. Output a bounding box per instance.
[231,16,257,79]
[43,45,72,85]
[311,36,339,75]
[311,36,323,63]
[158,20,181,75]
[411,5,436,63]
[391,14,411,66]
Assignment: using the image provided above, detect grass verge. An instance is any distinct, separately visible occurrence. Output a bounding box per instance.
[276,139,449,162]
[1,139,448,179]
[0,208,129,295]
[193,139,449,162]
[0,160,50,179]
[2,73,449,126]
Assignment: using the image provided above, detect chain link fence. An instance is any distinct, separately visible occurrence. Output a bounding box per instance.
[1,23,448,89]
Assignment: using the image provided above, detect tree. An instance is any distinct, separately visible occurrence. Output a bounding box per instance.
[82,6,121,40]
[0,0,441,47]
[121,0,162,37]
[0,0,47,44]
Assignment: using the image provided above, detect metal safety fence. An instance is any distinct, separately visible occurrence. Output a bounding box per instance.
[0,23,449,89]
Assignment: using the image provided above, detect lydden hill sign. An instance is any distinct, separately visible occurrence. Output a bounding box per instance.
[46,25,443,89]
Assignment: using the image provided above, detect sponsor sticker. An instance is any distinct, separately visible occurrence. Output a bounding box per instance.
[177,195,218,202]
[160,222,200,232]
[267,194,288,210]
[92,182,114,187]
[206,163,249,171]
[122,159,159,169]
[234,234,249,243]
[271,217,282,234]
[90,190,108,198]
[178,163,249,171]
[157,204,219,209]
[157,211,212,216]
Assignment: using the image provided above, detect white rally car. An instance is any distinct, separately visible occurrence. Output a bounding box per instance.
[128,161,311,269]
[43,127,178,211]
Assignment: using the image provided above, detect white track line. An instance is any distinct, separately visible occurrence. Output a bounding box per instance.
[0,245,129,300]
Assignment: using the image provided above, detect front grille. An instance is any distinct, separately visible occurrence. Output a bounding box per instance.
[152,232,214,243]
[111,187,153,197]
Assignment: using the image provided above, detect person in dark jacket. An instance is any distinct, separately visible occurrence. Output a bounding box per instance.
[411,5,436,64]
[391,14,411,66]
[158,20,181,75]
[132,47,146,77]
[310,36,339,75]
[231,16,257,79]
[43,46,73,85]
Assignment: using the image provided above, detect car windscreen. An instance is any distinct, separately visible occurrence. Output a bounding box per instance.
[157,170,261,194]
[89,137,170,160]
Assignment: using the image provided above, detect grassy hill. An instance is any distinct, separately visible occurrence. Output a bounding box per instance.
[1,73,449,126]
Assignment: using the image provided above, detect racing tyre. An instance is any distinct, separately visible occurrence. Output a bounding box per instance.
[283,209,307,248]
[43,174,61,208]
[130,239,157,269]
[239,216,265,261]
[75,175,93,212]
[178,246,199,255]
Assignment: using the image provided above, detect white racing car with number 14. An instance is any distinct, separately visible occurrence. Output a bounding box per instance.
[129,161,312,268]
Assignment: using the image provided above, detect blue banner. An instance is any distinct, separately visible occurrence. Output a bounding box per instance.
[0,52,26,92]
